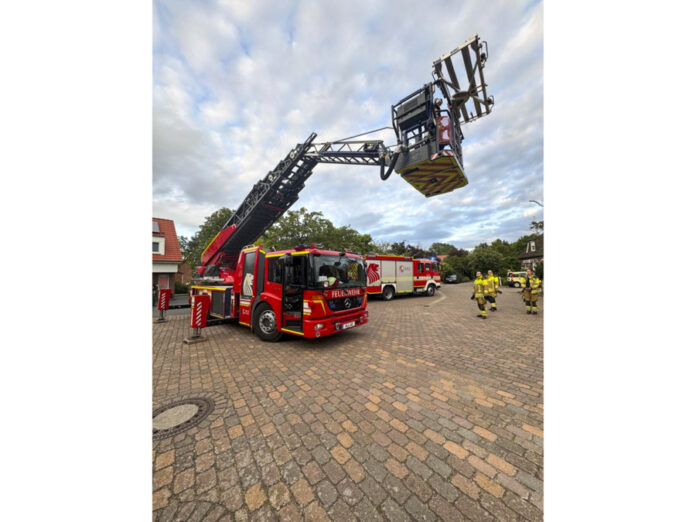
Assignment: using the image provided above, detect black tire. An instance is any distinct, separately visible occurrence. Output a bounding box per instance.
[382,286,395,301]
[426,285,436,297]
[514,282,521,288]
[253,303,282,342]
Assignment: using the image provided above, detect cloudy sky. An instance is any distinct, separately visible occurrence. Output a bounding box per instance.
[153,0,543,249]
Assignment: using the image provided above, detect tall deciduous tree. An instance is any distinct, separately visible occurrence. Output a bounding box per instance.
[387,241,437,259]
[429,242,457,255]
[535,261,544,279]
[256,207,375,254]
[489,239,521,272]
[390,241,407,255]
[441,250,471,280]
[467,248,506,276]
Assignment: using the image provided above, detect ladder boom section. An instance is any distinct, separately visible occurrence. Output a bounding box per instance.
[201,133,319,268]
[306,140,389,166]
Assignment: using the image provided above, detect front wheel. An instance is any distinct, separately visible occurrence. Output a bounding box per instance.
[514,282,521,288]
[253,303,282,342]
[426,285,435,297]
[382,286,395,301]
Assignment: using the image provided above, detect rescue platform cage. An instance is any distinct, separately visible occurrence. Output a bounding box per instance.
[391,35,494,197]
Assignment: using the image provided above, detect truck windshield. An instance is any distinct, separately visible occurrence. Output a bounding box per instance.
[310,255,366,289]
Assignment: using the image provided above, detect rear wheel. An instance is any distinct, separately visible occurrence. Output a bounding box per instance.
[382,286,395,301]
[514,282,521,288]
[426,285,435,297]
[253,303,282,342]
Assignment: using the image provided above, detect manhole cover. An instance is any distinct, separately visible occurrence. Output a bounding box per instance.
[152,397,215,441]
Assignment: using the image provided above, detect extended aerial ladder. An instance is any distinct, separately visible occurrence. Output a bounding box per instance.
[198,36,494,277]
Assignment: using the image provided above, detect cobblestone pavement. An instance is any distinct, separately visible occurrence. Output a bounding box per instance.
[153,283,543,521]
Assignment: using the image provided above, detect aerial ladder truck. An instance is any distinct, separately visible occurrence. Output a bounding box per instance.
[190,35,494,341]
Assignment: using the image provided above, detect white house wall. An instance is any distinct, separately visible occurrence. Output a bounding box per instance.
[153,262,178,273]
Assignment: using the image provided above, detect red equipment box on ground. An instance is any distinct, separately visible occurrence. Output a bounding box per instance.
[190,294,210,328]
[157,289,172,311]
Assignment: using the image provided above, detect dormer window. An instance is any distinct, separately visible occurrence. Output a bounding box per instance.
[153,236,165,254]
[530,241,536,253]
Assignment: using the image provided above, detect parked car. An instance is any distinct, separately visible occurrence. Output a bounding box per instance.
[507,271,527,287]
[444,274,459,284]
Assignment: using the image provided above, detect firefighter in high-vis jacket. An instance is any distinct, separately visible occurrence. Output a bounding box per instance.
[522,268,542,314]
[471,271,489,319]
[485,270,502,311]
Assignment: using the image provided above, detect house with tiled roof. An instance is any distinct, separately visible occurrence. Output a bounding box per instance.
[518,235,543,271]
[153,218,186,291]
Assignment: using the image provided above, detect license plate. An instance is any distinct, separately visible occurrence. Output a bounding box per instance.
[342,321,355,330]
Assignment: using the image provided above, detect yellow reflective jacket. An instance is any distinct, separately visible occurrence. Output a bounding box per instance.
[487,275,499,296]
[474,277,489,298]
[523,276,541,296]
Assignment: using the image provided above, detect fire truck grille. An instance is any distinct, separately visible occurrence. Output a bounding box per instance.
[327,295,363,312]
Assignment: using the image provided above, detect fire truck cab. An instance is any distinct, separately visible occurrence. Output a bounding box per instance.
[191,245,368,341]
[364,255,441,301]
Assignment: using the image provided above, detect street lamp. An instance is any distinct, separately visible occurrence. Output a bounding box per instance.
[529,199,544,207]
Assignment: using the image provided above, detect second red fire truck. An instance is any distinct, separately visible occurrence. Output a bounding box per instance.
[365,255,441,300]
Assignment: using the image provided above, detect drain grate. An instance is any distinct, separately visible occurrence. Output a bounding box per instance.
[152,397,215,441]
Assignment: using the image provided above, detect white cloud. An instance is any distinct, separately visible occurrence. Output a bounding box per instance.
[153,0,544,246]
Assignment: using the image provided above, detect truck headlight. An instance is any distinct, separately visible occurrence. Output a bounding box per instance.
[314,323,324,331]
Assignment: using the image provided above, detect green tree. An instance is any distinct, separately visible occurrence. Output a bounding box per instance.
[530,220,544,233]
[331,225,374,254]
[390,241,407,255]
[178,235,190,260]
[429,242,457,255]
[406,245,434,259]
[389,241,429,258]
[535,261,544,279]
[489,239,521,272]
[467,247,506,276]
[441,250,471,280]
[257,208,332,250]
[182,207,234,268]
[372,241,393,254]
[257,207,375,254]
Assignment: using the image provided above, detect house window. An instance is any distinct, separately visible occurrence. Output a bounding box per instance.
[530,241,536,253]
[153,237,165,254]
[152,221,160,233]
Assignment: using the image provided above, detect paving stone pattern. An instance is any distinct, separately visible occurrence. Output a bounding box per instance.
[153,284,543,521]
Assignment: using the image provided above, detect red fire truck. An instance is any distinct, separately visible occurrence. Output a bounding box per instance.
[365,255,441,300]
[191,242,368,341]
